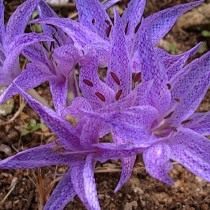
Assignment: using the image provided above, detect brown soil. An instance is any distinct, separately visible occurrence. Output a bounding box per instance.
[0,1,210,210]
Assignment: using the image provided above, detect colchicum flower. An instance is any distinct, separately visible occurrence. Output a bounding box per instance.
[68,0,209,188]
[0,0,210,210]
[0,85,140,210]
[0,0,118,114]
[0,0,73,114]
[0,0,52,86]
[73,10,210,191]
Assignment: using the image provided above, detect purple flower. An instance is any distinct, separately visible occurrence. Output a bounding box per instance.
[0,0,119,114]
[23,43,80,114]
[0,0,81,115]
[1,0,201,112]
[0,0,52,86]
[0,85,140,210]
[65,3,208,190]
[79,8,210,187]
[36,0,203,69]
[0,0,210,210]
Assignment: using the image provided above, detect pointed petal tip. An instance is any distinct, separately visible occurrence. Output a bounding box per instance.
[161,176,174,186]
[114,186,120,193]
[114,156,136,193]
[44,169,76,210]
[5,0,42,45]
[103,0,120,10]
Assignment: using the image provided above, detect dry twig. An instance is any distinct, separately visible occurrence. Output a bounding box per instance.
[0,95,25,126]
[0,177,18,205]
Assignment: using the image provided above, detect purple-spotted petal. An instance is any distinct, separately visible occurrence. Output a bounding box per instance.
[79,49,114,109]
[90,105,158,144]
[53,44,79,63]
[44,169,76,210]
[79,117,106,147]
[113,135,136,192]
[50,78,68,115]
[38,1,71,45]
[169,128,210,182]
[137,36,171,115]
[167,43,201,80]
[23,44,51,71]
[0,0,4,44]
[98,81,153,114]
[34,17,107,48]
[159,42,201,70]
[53,44,79,75]
[94,143,144,162]
[143,143,173,184]
[138,38,167,85]
[15,85,80,149]
[183,112,210,136]
[111,113,154,145]
[0,63,52,104]
[85,42,111,67]
[6,33,53,55]
[62,97,92,119]
[0,143,73,169]
[75,0,112,39]
[168,51,210,125]
[122,0,146,35]
[71,156,100,210]
[5,0,41,45]
[115,156,136,192]
[3,33,53,81]
[136,1,203,47]
[0,72,10,86]
[135,80,154,106]
[34,17,110,62]
[113,106,158,130]
[107,11,131,96]
[147,86,171,117]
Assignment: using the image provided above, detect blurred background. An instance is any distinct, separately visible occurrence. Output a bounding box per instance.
[0,1,210,210]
